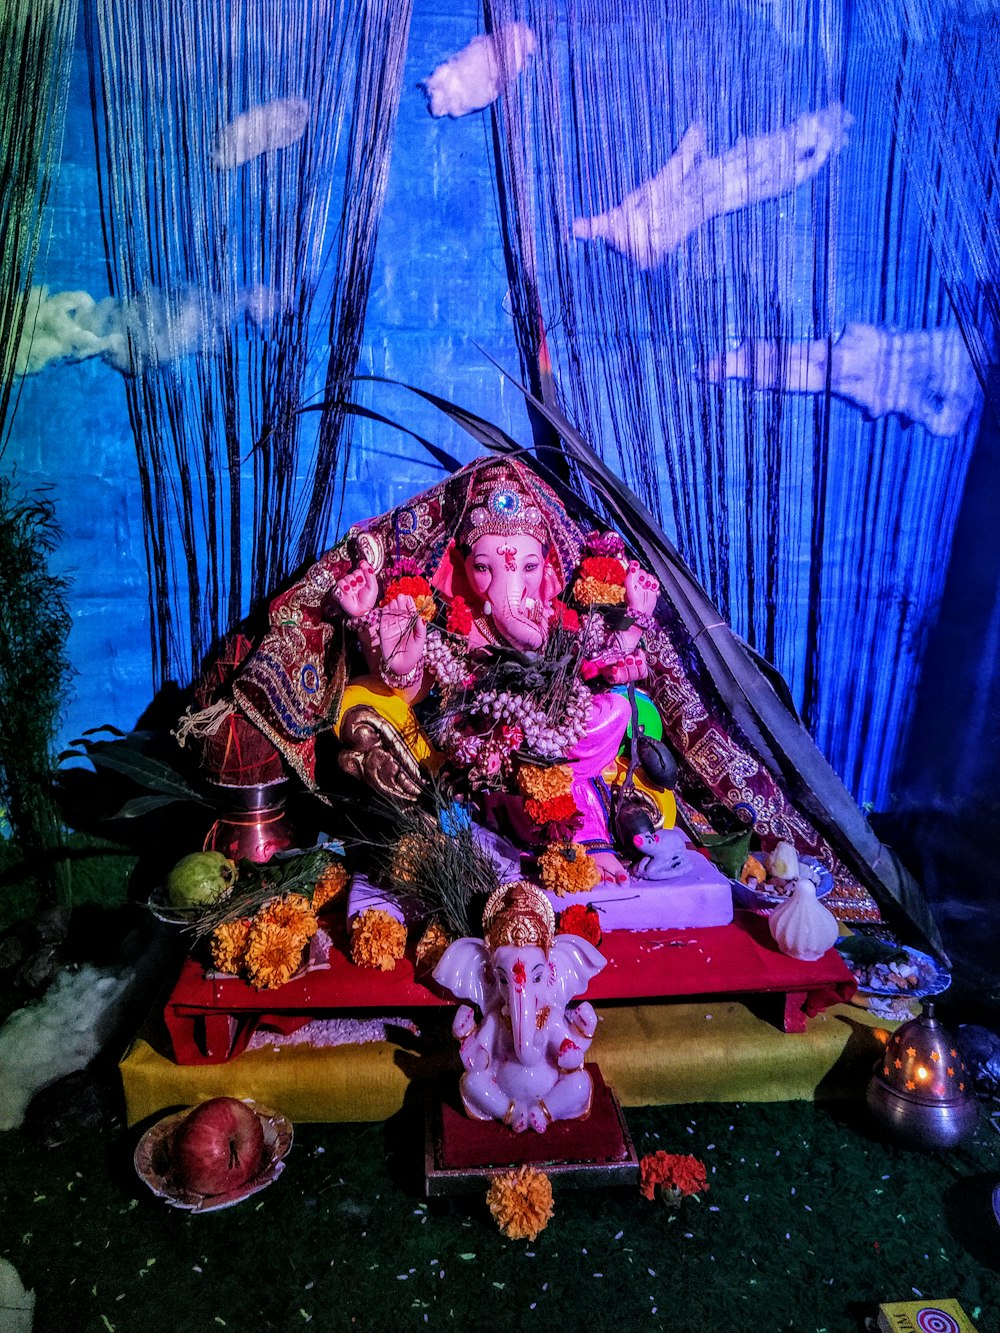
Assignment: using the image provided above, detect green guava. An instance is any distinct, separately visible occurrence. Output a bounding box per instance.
[166,851,238,908]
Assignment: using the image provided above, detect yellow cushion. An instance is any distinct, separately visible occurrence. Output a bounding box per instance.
[119,1001,891,1125]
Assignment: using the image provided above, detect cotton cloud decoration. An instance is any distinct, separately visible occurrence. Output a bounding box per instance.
[210,96,310,169]
[705,324,978,437]
[573,103,853,268]
[421,21,535,118]
[16,284,278,377]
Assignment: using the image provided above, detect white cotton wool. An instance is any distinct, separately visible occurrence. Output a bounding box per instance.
[421,22,535,119]
[210,95,310,169]
[0,963,131,1131]
[15,284,281,378]
[573,104,852,269]
[0,1258,34,1333]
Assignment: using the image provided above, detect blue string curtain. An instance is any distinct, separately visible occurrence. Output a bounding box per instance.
[0,0,78,458]
[85,0,412,689]
[483,0,994,810]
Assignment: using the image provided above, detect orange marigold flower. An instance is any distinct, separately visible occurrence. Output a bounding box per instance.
[639,1151,709,1201]
[517,763,574,802]
[414,920,450,972]
[350,908,407,971]
[572,575,627,607]
[538,841,601,896]
[312,860,348,910]
[392,832,434,884]
[256,893,319,941]
[209,918,251,975]
[579,555,626,584]
[382,575,436,621]
[486,1165,554,1241]
[525,793,580,826]
[243,920,305,990]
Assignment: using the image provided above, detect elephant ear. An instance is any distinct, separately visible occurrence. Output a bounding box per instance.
[541,553,565,603]
[549,935,607,1005]
[432,937,493,1009]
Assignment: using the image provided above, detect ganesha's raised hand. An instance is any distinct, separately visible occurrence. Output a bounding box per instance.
[333,560,379,620]
[567,1001,599,1042]
[452,1004,478,1041]
[624,560,659,617]
[601,649,649,685]
[378,593,427,682]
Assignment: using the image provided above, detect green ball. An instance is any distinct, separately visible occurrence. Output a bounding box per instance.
[612,687,664,742]
[166,851,238,908]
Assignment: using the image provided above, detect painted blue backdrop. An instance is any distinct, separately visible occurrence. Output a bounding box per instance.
[6,0,999,895]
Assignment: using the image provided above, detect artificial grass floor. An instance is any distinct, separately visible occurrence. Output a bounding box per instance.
[2,1094,999,1332]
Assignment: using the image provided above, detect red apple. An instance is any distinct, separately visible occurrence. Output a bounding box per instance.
[171,1097,265,1196]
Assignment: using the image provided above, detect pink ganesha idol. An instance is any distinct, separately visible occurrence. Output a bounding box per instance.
[330,458,662,886]
[433,881,606,1132]
[325,458,735,931]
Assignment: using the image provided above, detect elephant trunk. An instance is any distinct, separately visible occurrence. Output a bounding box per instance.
[509,982,542,1065]
[490,586,547,650]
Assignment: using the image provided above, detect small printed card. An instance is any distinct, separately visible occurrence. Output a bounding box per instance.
[877,1298,978,1333]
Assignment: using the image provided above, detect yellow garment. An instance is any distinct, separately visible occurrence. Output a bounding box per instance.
[335,675,442,770]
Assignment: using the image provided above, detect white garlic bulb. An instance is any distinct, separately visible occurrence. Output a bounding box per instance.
[768,839,799,881]
[768,877,840,961]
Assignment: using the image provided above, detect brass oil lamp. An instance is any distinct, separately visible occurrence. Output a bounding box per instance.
[866,1002,979,1151]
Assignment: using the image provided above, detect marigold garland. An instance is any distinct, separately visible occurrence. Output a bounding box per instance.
[556,902,603,948]
[573,575,626,607]
[391,832,434,883]
[312,860,348,909]
[243,920,306,990]
[538,841,601,896]
[350,907,407,971]
[639,1151,709,1201]
[516,763,574,802]
[486,1165,554,1241]
[209,918,251,975]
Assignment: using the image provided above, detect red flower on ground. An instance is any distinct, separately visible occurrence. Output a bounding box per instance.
[639,1151,709,1201]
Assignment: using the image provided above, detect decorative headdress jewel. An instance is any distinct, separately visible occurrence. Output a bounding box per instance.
[461,464,549,550]
[483,881,556,953]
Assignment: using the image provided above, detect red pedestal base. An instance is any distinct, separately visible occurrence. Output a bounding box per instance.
[424,1065,639,1196]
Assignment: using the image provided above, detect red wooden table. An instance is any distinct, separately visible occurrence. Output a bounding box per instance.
[162,910,855,1064]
